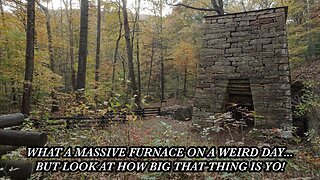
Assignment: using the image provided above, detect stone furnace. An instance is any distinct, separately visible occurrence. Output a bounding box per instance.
[193,7,292,129]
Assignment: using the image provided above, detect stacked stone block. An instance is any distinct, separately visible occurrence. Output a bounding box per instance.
[193,7,292,129]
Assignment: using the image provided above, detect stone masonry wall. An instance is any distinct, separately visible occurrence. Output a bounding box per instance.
[193,7,292,129]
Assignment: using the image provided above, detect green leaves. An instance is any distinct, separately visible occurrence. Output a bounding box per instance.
[295,81,320,116]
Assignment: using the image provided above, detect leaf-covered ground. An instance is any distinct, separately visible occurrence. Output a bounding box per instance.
[18,116,319,180]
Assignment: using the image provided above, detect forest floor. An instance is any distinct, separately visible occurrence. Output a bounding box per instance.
[23,115,320,180]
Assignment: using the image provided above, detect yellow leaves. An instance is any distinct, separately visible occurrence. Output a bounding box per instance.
[171,41,197,73]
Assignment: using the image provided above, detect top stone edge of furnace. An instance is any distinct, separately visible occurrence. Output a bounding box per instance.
[204,6,288,20]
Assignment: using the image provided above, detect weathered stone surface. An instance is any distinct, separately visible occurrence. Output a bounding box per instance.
[227,37,245,43]
[209,43,231,49]
[250,38,272,45]
[218,18,234,23]
[242,15,257,21]
[163,106,193,121]
[231,31,249,37]
[250,18,274,25]
[195,7,291,130]
[226,48,242,54]
[239,20,250,26]
[208,38,227,45]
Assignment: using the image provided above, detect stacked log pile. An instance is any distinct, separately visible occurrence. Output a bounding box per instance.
[0,113,47,179]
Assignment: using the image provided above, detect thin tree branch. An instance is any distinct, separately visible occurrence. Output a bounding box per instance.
[166,0,217,12]
[166,0,224,15]
[35,0,47,12]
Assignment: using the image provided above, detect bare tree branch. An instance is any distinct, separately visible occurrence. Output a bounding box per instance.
[167,2,216,12]
[165,0,224,15]
[35,0,47,12]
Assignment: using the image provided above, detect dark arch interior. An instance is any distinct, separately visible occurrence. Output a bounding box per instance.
[225,79,254,126]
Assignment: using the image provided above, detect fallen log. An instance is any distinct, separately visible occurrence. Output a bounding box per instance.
[0,160,33,180]
[0,130,47,146]
[0,145,19,156]
[0,113,25,128]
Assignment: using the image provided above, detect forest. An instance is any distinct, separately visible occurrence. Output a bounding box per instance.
[0,0,320,179]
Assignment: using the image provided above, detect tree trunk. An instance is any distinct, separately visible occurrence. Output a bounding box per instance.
[147,40,155,96]
[130,0,141,51]
[158,1,165,101]
[63,0,76,91]
[121,57,126,87]
[0,0,3,23]
[216,0,224,15]
[160,55,164,100]
[57,0,64,72]
[135,0,141,106]
[76,0,89,91]
[136,26,141,103]
[36,1,59,112]
[177,75,181,98]
[95,0,101,88]
[0,0,4,62]
[58,0,66,92]
[121,0,140,108]
[112,3,123,93]
[60,0,73,92]
[0,0,3,25]
[11,79,17,106]
[36,1,54,72]
[183,66,187,97]
[21,0,35,116]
